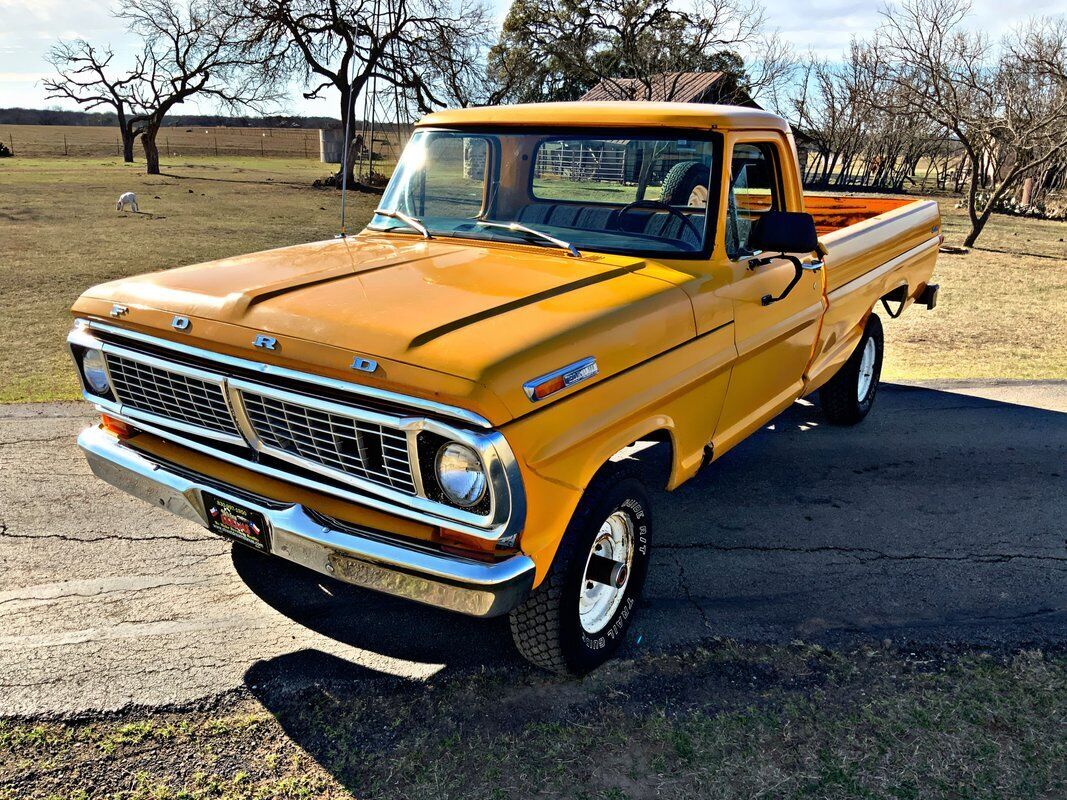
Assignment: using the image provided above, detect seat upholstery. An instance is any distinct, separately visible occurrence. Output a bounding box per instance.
[516,202,702,247]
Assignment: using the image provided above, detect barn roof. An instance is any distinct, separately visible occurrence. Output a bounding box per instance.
[578,72,758,106]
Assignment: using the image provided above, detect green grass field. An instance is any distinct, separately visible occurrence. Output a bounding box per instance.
[0,155,1064,403]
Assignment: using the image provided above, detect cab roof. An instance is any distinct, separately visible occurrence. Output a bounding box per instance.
[418,101,790,133]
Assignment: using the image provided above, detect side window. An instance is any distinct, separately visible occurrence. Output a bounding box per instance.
[725,142,781,259]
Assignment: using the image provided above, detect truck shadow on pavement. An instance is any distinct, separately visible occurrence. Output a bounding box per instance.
[234,382,1067,690]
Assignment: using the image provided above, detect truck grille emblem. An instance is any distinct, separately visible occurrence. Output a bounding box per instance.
[110,304,129,317]
[171,315,191,331]
[253,334,277,350]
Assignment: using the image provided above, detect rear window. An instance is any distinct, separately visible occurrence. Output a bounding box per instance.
[531,137,715,207]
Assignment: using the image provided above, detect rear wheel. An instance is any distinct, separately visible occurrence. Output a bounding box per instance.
[509,469,651,675]
[819,313,884,425]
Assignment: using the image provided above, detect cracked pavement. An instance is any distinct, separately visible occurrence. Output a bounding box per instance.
[1,380,1065,718]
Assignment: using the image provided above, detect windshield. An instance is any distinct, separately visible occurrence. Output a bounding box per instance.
[369,128,720,257]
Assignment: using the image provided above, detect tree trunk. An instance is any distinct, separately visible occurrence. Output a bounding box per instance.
[122,130,136,163]
[337,88,355,187]
[142,126,160,175]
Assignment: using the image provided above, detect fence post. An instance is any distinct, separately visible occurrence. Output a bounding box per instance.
[214,136,219,157]
[261,136,265,157]
[63,134,68,156]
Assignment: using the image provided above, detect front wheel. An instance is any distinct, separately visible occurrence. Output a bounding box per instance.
[509,470,651,675]
[819,313,884,425]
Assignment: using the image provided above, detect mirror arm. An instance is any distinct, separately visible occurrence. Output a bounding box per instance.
[758,252,823,307]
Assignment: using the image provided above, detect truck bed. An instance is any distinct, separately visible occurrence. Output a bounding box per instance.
[804,195,941,391]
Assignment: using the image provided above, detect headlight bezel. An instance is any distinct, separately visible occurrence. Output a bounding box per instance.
[68,325,115,402]
[81,347,111,395]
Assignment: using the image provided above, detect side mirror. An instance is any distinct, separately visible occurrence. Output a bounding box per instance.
[748,210,820,254]
[746,211,825,307]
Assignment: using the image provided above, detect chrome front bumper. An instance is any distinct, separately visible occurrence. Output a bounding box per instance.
[78,426,535,617]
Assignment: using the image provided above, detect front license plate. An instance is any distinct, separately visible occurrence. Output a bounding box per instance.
[202,492,270,553]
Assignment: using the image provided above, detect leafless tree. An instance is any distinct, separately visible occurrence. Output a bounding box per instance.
[790,42,947,192]
[43,41,146,162]
[120,0,279,174]
[489,0,794,107]
[878,0,1067,246]
[225,0,496,181]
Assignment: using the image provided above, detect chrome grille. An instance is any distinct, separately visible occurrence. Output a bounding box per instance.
[240,390,416,494]
[105,353,240,437]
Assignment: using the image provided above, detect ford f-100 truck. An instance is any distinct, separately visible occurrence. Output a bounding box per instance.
[69,102,940,673]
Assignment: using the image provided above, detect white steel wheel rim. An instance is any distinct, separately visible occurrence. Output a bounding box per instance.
[688,184,709,208]
[578,510,635,635]
[857,337,877,400]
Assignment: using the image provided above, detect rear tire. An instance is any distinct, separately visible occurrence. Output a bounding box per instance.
[509,468,651,675]
[819,313,883,425]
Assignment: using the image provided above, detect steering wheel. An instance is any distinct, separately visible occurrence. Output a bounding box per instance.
[617,199,702,243]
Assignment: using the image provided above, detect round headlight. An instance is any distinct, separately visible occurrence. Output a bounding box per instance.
[82,348,110,395]
[435,443,487,508]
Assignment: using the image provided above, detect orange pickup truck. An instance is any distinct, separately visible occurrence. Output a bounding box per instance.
[69,102,940,673]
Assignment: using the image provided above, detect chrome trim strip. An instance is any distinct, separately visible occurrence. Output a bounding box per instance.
[78,426,534,617]
[83,320,493,429]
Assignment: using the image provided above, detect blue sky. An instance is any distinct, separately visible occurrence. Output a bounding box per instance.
[0,0,1061,117]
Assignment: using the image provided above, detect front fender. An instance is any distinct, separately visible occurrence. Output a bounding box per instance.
[504,325,735,582]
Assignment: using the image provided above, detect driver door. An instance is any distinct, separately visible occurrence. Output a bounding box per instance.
[713,135,825,452]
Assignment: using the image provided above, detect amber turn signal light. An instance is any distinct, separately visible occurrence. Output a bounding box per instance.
[101,414,136,438]
[435,527,500,560]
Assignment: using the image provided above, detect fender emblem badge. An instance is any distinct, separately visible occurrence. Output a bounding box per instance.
[253,334,277,350]
[351,357,378,373]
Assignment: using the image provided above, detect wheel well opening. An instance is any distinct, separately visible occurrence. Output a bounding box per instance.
[605,429,674,491]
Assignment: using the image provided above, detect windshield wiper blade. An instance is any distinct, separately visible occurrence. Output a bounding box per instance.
[373,208,433,240]
[475,220,580,258]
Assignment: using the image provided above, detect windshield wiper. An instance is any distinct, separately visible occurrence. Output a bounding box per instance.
[475,220,580,258]
[373,208,433,240]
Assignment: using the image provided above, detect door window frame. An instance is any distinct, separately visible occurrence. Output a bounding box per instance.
[724,138,787,261]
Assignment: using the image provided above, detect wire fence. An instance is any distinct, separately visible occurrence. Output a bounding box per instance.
[0,125,325,159]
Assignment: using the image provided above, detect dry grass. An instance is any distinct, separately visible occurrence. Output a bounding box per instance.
[883,202,1067,381]
[2,645,1064,799]
[0,155,1064,402]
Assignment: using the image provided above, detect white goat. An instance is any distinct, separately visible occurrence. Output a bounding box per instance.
[116,192,139,212]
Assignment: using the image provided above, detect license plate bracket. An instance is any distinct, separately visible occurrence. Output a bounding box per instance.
[202,492,270,553]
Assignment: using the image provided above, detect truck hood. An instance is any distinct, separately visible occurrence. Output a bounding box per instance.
[74,234,697,422]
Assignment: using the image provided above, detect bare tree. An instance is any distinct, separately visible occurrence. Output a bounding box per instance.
[489,0,794,106]
[120,0,279,174]
[878,0,1067,246]
[790,42,947,191]
[226,0,496,181]
[43,41,146,162]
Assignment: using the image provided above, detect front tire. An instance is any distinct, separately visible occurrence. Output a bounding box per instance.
[509,469,651,675]
[819,313,884,425]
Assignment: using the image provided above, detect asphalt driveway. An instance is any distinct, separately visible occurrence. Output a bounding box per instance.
[1,380,1064,717]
